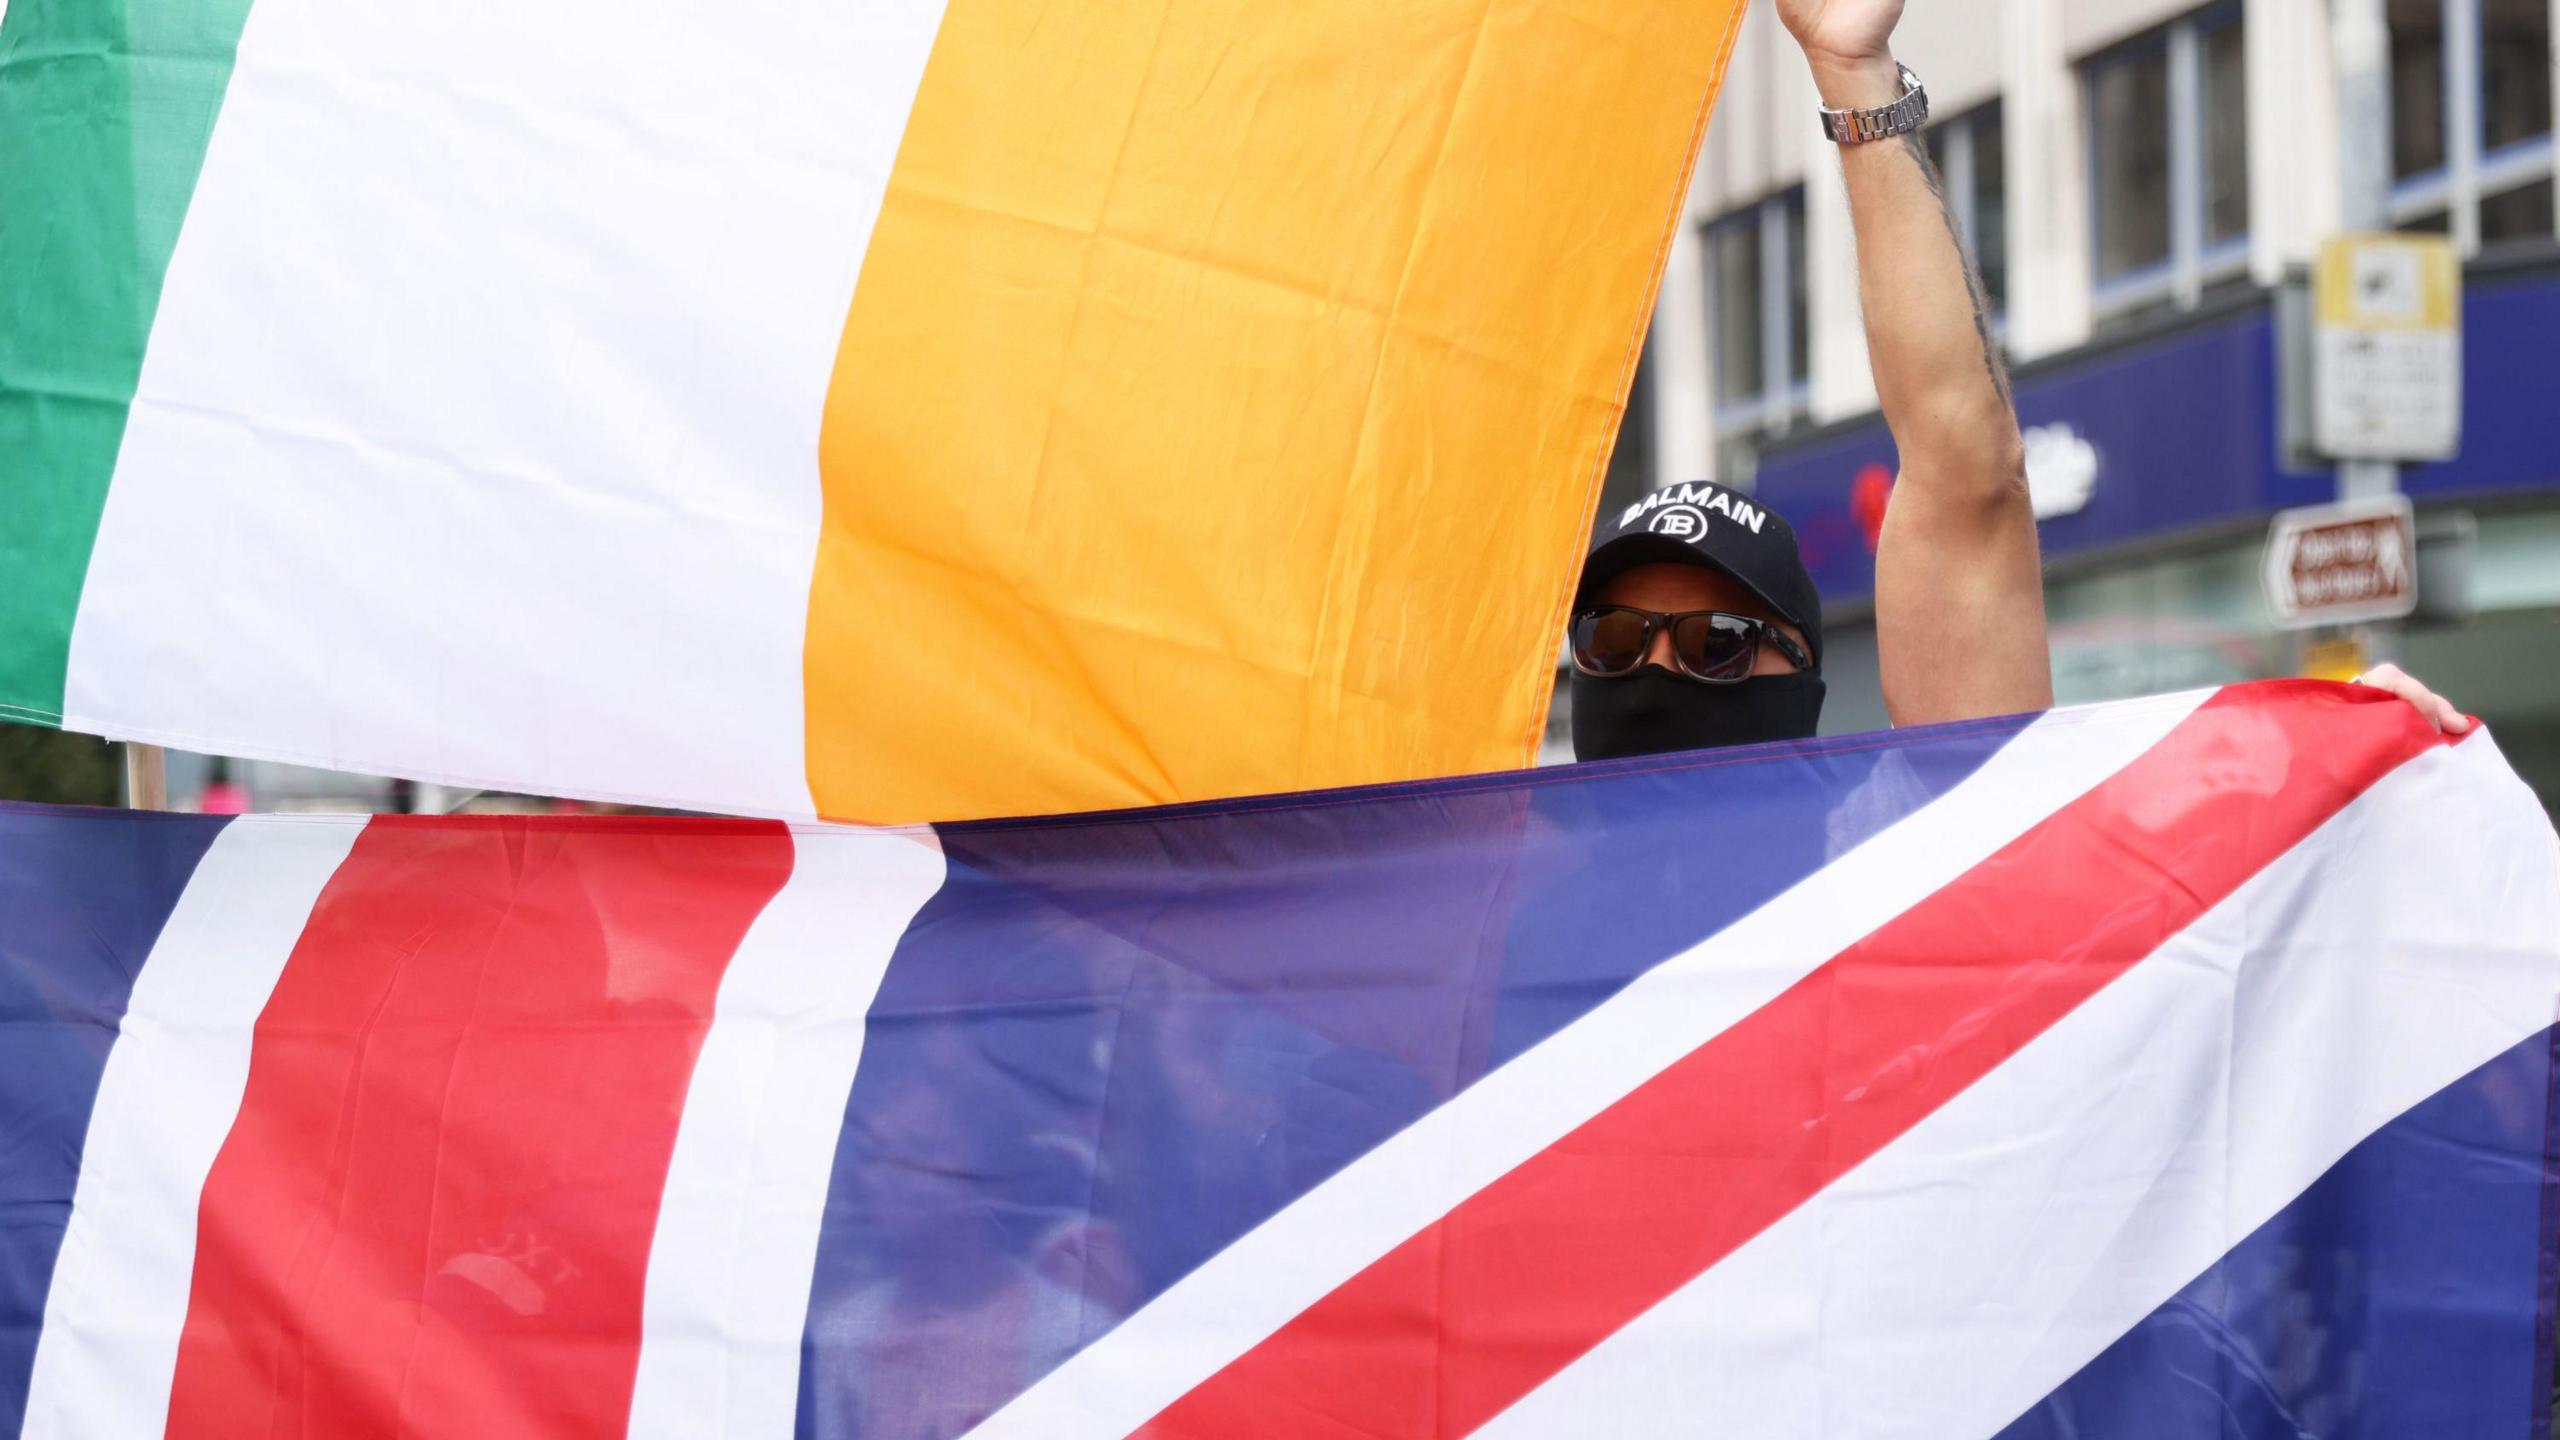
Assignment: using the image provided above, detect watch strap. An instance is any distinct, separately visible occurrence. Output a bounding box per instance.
[1818,63,1929,144]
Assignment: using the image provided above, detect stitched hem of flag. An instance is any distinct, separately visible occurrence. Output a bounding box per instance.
[48,682,2400,833]
[1520,0,1757,771]
[53,714,828,822]
[939,686,2203,834]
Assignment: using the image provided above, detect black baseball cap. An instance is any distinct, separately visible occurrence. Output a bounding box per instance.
[1574,481,1824,668]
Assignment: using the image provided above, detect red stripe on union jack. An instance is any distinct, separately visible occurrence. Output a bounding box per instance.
[166,817,792,1439]
[1139,687,2465,1438]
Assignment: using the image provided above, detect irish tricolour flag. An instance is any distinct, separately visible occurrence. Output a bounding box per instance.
[0,0,1740,822]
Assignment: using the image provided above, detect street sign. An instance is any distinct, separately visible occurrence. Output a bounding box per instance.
[2263,494,2418,629]
[2311,233,2461,461]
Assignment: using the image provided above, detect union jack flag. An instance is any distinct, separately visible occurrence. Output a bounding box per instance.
[3,681,2555,1438]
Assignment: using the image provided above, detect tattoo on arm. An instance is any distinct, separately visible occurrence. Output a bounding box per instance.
[1899,133,2014,409]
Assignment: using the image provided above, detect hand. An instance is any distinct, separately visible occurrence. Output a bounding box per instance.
[2353,662,2472,734]
[1776,0,1907,102]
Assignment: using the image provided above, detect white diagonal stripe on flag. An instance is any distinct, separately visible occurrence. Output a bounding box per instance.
[1482,731,2560,1437]
[21,816,364,1440]
[627,824,948,1439]
[961,689,2216,1439]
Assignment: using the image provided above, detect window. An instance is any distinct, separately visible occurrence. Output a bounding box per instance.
[2479,176,2555,238]
[1705,188,1809,447]
[2389,0,2556,249]
[1708,217,1763,407]
[2392,0,2448,180]
[2085,6,2250,316]
[2201,20,2249,245]
[2482,0,2552,156]
[2090,44,2172,280]
[1785,195,1809,384]
[1598,344,1657,525]
[1926,102,2009,315]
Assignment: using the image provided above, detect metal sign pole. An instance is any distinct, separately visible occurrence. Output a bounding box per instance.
[2331,0,2402,666]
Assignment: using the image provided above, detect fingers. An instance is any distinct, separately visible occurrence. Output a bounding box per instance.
[2353,662,2472,734]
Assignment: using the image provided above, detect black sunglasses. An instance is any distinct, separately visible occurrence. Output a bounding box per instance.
[1568,605,1813,684]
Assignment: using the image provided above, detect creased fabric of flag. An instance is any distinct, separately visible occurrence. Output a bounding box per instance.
[0,0,1741,824]
[3,681,2557,1439]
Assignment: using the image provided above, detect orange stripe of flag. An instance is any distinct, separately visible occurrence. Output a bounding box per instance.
[807,0,1747,822]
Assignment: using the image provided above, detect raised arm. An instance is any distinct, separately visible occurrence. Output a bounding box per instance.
[1776,0,2052,725]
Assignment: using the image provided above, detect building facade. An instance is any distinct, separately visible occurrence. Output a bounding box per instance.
[1570,0,2560,813]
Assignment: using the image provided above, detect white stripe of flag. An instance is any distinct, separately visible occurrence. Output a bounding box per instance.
[63,0,953,816]
[1483,732,2560,1436]
[628,825,948,1438]
[962,688,2218,1438]
[21,817,365,1440]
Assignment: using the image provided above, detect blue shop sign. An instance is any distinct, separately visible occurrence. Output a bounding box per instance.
[1753,265,2560,608]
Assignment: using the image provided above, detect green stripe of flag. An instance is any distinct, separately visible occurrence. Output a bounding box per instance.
[0,0,257,723]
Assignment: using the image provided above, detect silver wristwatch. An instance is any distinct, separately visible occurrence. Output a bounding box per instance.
[1818,63,1928,144]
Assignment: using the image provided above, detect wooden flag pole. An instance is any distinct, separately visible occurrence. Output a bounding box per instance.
[123,742,169,811]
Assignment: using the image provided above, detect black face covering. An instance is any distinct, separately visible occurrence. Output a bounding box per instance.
[1569,666,1827,761]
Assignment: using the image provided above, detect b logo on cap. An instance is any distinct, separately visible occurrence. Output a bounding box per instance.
[1646,504,1711,540]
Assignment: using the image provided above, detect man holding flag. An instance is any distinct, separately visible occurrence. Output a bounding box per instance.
[1565,0,2467,759]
